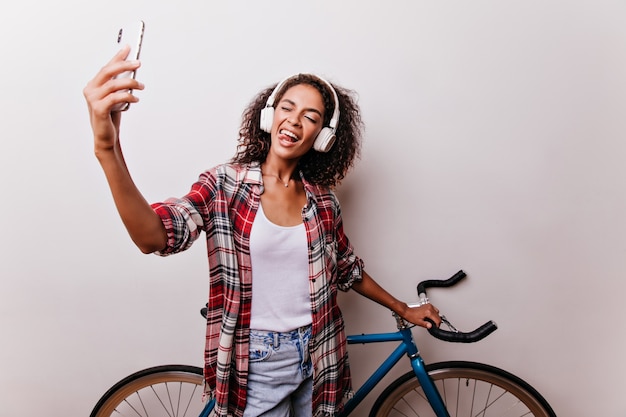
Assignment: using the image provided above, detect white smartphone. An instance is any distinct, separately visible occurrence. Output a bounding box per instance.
[112,20,145,112]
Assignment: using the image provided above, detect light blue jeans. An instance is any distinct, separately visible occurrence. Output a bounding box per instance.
[243,325,313,417]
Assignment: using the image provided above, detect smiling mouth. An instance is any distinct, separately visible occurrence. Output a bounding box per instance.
[279,129,299,142]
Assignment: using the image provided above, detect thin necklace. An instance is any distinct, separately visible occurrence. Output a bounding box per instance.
[262,173,290,187]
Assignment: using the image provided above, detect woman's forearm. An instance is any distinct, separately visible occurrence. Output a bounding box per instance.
[352,271,441,328]
[96,145,167,253]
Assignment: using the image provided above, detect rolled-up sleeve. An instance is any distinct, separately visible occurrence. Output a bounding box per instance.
[151,198,205,256]
[150,170,218,256]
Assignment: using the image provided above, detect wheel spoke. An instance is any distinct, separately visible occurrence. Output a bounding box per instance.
[149,384,174,417]
[119,396,145,417]
[180,384,200,417]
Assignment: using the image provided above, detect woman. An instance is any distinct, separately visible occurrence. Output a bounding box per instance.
[83,46,441,417]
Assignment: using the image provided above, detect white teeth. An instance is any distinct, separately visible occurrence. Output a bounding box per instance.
[280,129,298,141]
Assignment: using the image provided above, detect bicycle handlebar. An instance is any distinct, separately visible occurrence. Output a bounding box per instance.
[426,318,497,343]
[418,270,498,343]
[417,269,467,295]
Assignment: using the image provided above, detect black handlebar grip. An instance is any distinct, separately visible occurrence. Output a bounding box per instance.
[426,319,498,343]
[417,270,467,295]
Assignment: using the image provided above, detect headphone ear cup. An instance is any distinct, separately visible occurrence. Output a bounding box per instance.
[313,127,336,153]
[260,107,274,133]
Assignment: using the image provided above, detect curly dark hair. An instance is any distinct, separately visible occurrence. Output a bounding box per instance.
[231,74,363,187]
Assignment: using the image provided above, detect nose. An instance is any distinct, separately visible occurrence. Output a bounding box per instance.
[286,115,300,126]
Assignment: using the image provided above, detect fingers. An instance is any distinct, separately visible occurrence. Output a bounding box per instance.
[84,82,142,116]
[111,44,132,63]
[83,49,145,148]
[83,46,144,114]
[102,45,139,81]
[89,47,139,86]
[409,304,441,329]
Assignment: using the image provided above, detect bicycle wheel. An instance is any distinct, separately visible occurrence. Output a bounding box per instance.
[370,361,556,417]
[90,364,210,417]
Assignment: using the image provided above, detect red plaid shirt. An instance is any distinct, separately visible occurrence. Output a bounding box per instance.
[151,163,364,417]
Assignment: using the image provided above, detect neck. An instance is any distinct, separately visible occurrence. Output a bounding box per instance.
[261,161,298,187]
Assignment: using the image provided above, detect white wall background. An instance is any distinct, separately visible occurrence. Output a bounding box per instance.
[1,1,624,416]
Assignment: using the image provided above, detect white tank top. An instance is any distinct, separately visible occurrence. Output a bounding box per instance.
[249,203,312,332]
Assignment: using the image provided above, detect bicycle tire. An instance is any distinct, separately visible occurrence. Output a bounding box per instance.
[369,361,556,417]
[90,364,209,417]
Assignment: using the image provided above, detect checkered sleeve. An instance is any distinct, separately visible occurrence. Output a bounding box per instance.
[150,172,217,256]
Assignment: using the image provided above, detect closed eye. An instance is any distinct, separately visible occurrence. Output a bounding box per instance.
[305,114,319,123]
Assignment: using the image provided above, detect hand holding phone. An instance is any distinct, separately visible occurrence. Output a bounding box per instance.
[111,20,145,112]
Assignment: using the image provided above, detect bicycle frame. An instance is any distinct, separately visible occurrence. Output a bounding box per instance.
[198,327,449,417]
[339,327,449,417]
[98,269,553,417]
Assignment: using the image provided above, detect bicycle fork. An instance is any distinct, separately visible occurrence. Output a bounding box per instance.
[402,330,450,417]
[199,398,215,417]
[409,355,449,417]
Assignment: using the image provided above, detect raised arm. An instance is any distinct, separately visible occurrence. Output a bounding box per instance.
[351,271,442,329]
[83,46,167,254]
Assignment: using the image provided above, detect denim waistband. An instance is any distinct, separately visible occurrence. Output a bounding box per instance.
[249,325,312,347]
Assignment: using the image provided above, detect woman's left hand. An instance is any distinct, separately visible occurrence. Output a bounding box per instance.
[400,303,442,329]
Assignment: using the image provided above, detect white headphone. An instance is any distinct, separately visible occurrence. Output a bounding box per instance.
[259,74,340,153]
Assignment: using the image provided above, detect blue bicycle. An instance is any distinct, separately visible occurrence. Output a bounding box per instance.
[90,271,556,417]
